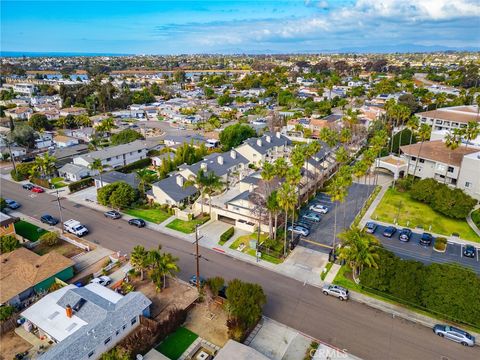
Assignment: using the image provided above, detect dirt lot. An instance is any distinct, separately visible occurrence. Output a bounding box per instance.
[33,239,84,258]
[184,297,229,347]
[130,277,198,319]
[0,331,32,360]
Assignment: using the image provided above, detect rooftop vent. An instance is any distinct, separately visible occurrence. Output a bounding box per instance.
[217,156,224,165]
[230,150,237,159]
[265,135,271,143]
[257,139,262,147]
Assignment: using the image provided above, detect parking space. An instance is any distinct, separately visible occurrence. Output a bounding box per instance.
[372,224,480,274]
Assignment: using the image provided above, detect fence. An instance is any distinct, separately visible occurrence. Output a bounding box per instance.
[61,234,91,252]
[0,315,19,336]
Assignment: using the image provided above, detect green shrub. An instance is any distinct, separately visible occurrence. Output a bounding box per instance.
[31,177,51,189]
[0,305,15,321]
[115,158,151,174]
[10,163,35,181]
[39,231,59,246]
[433,237,447,251]
[97,182,138,209]
[220,227,234,244]
[207,276,225,296]
[410,178,440,203]
[0,235,21,254]
[68,177,94,193]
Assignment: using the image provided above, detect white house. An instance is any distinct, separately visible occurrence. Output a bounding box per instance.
[58,163,95,182]
[53,135,80,148]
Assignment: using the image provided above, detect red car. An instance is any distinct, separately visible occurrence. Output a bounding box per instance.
[31,186,45,193]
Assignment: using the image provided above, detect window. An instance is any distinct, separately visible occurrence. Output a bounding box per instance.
[106,157,111,161]
[419,159,424,163]
[88,351,95,358]
[411,156,416,161]
[104,337,111,345]
[131,317,137,325]
[137,150,141,153]
[447,166,454,173]
[465,182,471,188]
[116,330,120,336]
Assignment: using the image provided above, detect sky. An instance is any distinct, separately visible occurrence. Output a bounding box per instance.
[1,0,480,54]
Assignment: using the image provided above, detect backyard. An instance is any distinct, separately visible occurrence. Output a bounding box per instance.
[372,188,480,242]
[33,239,84,258]
[124,206,171,224]
[166,214,210,234]
[229,233,283,264]
[14,220,47,241]
[155,327,198,360]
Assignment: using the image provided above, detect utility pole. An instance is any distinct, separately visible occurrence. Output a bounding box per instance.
[256,212,261,263]
[6,140,17,177]
[195,224,200,291]
[56,189,65,234]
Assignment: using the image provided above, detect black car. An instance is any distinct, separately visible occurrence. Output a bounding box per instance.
[463,245,477,258]
[382,226,397,238]
[40,214,59,226]
[104,210,121,219]
[128,218,146,228]
[399,228,413,242]
[22,183,34,190]
[20,156,35,163]
[419,233,433,246]
[295,221,311,230]
[365,222,377,234]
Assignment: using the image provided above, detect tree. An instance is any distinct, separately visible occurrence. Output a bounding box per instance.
[110,128,143,145]
[412,124,431,176]
[207,276,225,296]
[97,182,138,209]
[32,153,57,179]
[219,124,256,151]
[0,235,21,254]
[89,158,106,187]
[131,88,155,104]
[28,113,52,131]
[326,174,348,248]
[8,123,36,149]
[39,231,59,246]
[174,70,186,84]
[130,245,149,281]
[217,93,234,106]
[273,157,288,178]
[0,197,7,212]
[203,171,225,216]
[75,114,92,127]
[185,169,210,214]
[150,252,180,291]
[100,348,130,360]
[96,117,116,133]
[461,121,480,148]
[277,182,296,257]
[398,94,419,114]
[337,228,380,282]
[443,131,461,183]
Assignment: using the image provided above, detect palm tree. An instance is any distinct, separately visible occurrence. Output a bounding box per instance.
[185,169,209,214]
[412,124,432,177]
[319,128,339,148]
[267,190,280,240]
[443,131,461,184]
[130,245,149,281]
[56,117,68,129]
[307,141,321,195]
[260,161,276,195]
[335,146,349,164]
[277,183,296,257]
[326,175,348,249]
[33,153,57,179]
[273,157,288,178]
[96,117,115,133]
[406,116,419,146]
[461,121,480,148]
[89,158,106,187]
[151,252,180,291]
[337,228,380,282]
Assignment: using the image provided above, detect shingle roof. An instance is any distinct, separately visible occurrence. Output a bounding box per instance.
[400,140,478,167]
[152,174,198,202]
[0,248,74,304]
[240,132,291,155]
[95,171,140,188]
[59,163,89,176]
[417,106,480,124]
[76,140,154,163]
[181,150,248,177]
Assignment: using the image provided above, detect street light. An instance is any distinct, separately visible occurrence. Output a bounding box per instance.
[55,189,65,234]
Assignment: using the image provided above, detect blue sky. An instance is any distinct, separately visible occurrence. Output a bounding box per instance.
[1,0,479,54]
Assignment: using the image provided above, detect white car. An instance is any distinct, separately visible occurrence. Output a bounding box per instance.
[309,204,329,214]
[63,219,89,237]
[90,276,112,286]
[287,225,310,237]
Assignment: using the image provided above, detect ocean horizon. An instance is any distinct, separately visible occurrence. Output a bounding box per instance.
[1,51,133,58]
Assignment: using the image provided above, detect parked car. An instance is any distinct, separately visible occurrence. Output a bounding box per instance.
[433,325,475,346]
[63,219,89,237]
[22,183,34,190]
[287,225,310,237]
[4,199,20,209]
[322,284,349,301]
[31,186,44,193]
[309,204,329,214]
[90,276,112,287]
[419,233,433,246]
[189,275,205,287]
[20,156,35,163]
[128,218,146,228]
[382,226,397,238]
[302,212,321,222]
[399,228,413,242]
[295,221,311,230]
[104,210,121,219]
[365,222,377,234]
[463,245,477,258]
[40,214,59,226]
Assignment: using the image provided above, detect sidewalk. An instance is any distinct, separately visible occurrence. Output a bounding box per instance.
[467,206,480,238]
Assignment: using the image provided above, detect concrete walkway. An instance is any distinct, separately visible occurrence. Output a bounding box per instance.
[72,247,114,272]
[467,206,480,238]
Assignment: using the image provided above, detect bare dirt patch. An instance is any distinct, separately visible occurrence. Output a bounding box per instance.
[0,331,32,360]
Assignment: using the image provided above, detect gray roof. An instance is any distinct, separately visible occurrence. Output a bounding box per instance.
[77,140,153,163]
[241,132,291,155]
[152,174,198,202]
[163,134,206,145]
[180,150,248,177]
[95,171,140,188]
[52,144,89,160]
[39,287,151,360]
[322,114,343,122]
[59,163,90,176]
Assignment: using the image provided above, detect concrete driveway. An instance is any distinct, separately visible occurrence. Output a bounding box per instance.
[199,220,248,248]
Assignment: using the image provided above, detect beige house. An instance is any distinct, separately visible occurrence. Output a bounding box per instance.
[150,174,198,207]
[236,132,291,165]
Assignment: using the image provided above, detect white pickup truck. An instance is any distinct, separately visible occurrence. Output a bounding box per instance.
[63,219,89,237]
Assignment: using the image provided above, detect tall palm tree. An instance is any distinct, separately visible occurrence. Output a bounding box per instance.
[443,131,461,184]
[319,128,339,148]
[267,190,280,240]
[273,157,288,178]
[326,175,348,249]
[461,121,480,148]
[337,228,380,282]
[260,161,276,195]
[412,124,432,177]
[277,183,296,257]
[130,245,149,281]
[151,252,180,291]
[335,146,349,164]
[89,158,106,187]
[33,153,57,179]
[307,141,321,195]
[406,116,419,146]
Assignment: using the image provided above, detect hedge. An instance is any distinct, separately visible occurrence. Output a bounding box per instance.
[31,177,51,189]
[68,177,94,193]
[116,158,151,174]
[219,227,234,245]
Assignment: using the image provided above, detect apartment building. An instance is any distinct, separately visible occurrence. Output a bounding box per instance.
[416,105,479,132]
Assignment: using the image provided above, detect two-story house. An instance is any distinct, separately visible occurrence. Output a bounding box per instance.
[236,132,291,165]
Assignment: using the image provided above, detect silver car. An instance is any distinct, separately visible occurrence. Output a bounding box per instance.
[433,325,475,347]
[322,284,349,301]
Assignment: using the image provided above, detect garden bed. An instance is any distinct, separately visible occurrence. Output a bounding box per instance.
[229,233,283,264]
[14,220,47,241]
[33,239,84,257]
[166,215,210,234]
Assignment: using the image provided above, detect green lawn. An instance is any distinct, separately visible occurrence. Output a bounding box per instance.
[166,215,210,234]
[372,188,480,242]
[124,207,171,224]
[471,209,480,229]
[230,233,283,264]
[14,220,47,241]
[51,177,67,189]
[156,327,198,360]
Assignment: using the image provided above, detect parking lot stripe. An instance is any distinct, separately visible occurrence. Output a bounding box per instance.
[300,238,334,249]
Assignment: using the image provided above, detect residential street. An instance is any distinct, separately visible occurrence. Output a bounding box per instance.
[1,179,479,360]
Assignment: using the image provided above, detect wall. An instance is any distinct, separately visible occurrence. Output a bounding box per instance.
[33,267,74,293]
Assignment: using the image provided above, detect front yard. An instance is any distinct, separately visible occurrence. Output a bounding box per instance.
[372,188,480,242]
[229,233,284,264]
[51,177,67,189]
[33,239,84,258]
[124,206,171,224]
[166,214,210,234]
[14,220,47,241]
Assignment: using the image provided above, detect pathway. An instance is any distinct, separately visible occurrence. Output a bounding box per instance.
[467,206,480,238]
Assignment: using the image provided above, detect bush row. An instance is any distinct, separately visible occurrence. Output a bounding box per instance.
[220,227,235,244]
[115,158,151,174]
[68,177,94,193]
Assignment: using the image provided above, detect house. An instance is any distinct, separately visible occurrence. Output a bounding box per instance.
[59,107,87,117]
[38,109,60,120]
[35,132,54,149]
[163,134,206,147]
[236,132,291,165]
[13,83,36,96]
[416,105,479,132]
[0,145,26,160]
[64,128,98,142]
[52,144,90,166]
[0,212,17,237]
[0,247,74,306]
[21,283,151,360]
[53,135,80,148]
[150,174,198,207]
[73,140,150,169]
[400,140,480,198]
[4,106,33,120]
[94,171,141,189]
[58,163,95,182]
[215,340,269,360]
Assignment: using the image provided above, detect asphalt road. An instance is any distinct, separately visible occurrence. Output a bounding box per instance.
[2,179,479,360]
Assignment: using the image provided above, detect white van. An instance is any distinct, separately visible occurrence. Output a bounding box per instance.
[63,219,89,237]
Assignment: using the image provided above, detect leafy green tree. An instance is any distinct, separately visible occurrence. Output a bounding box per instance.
[431,187,477,219]
[0,235,21,254]
[174,70,186,84]
[226,279,266,330]
[39,231,59,246]
[89,158,106,187]
[203,86,215,99]
[28,113,52,131]
[110,128,143,145]
[131,88,155,104]
[217,93,234,106]
[359,249,397,292]
[130,245,149,281]
[410,178,439,203]
[8,123,36,149]
[96,117,116,133]
[0,197,7,211]
[97,182,138,209]
[207,276,225,296]
[100,347,130,360]
[388,260,424,303]
[32,153,57,179]
[0,305,14,321]
[219,123,256,151]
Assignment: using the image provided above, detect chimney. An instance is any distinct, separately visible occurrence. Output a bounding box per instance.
[176,175,184,187]
[276,131,281,139]
[265,135,271,143]
[257,139,262,147]
[66,305,73,318]
[230,150,237,159]
[217,156,224,165]
[200,163,207,171]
